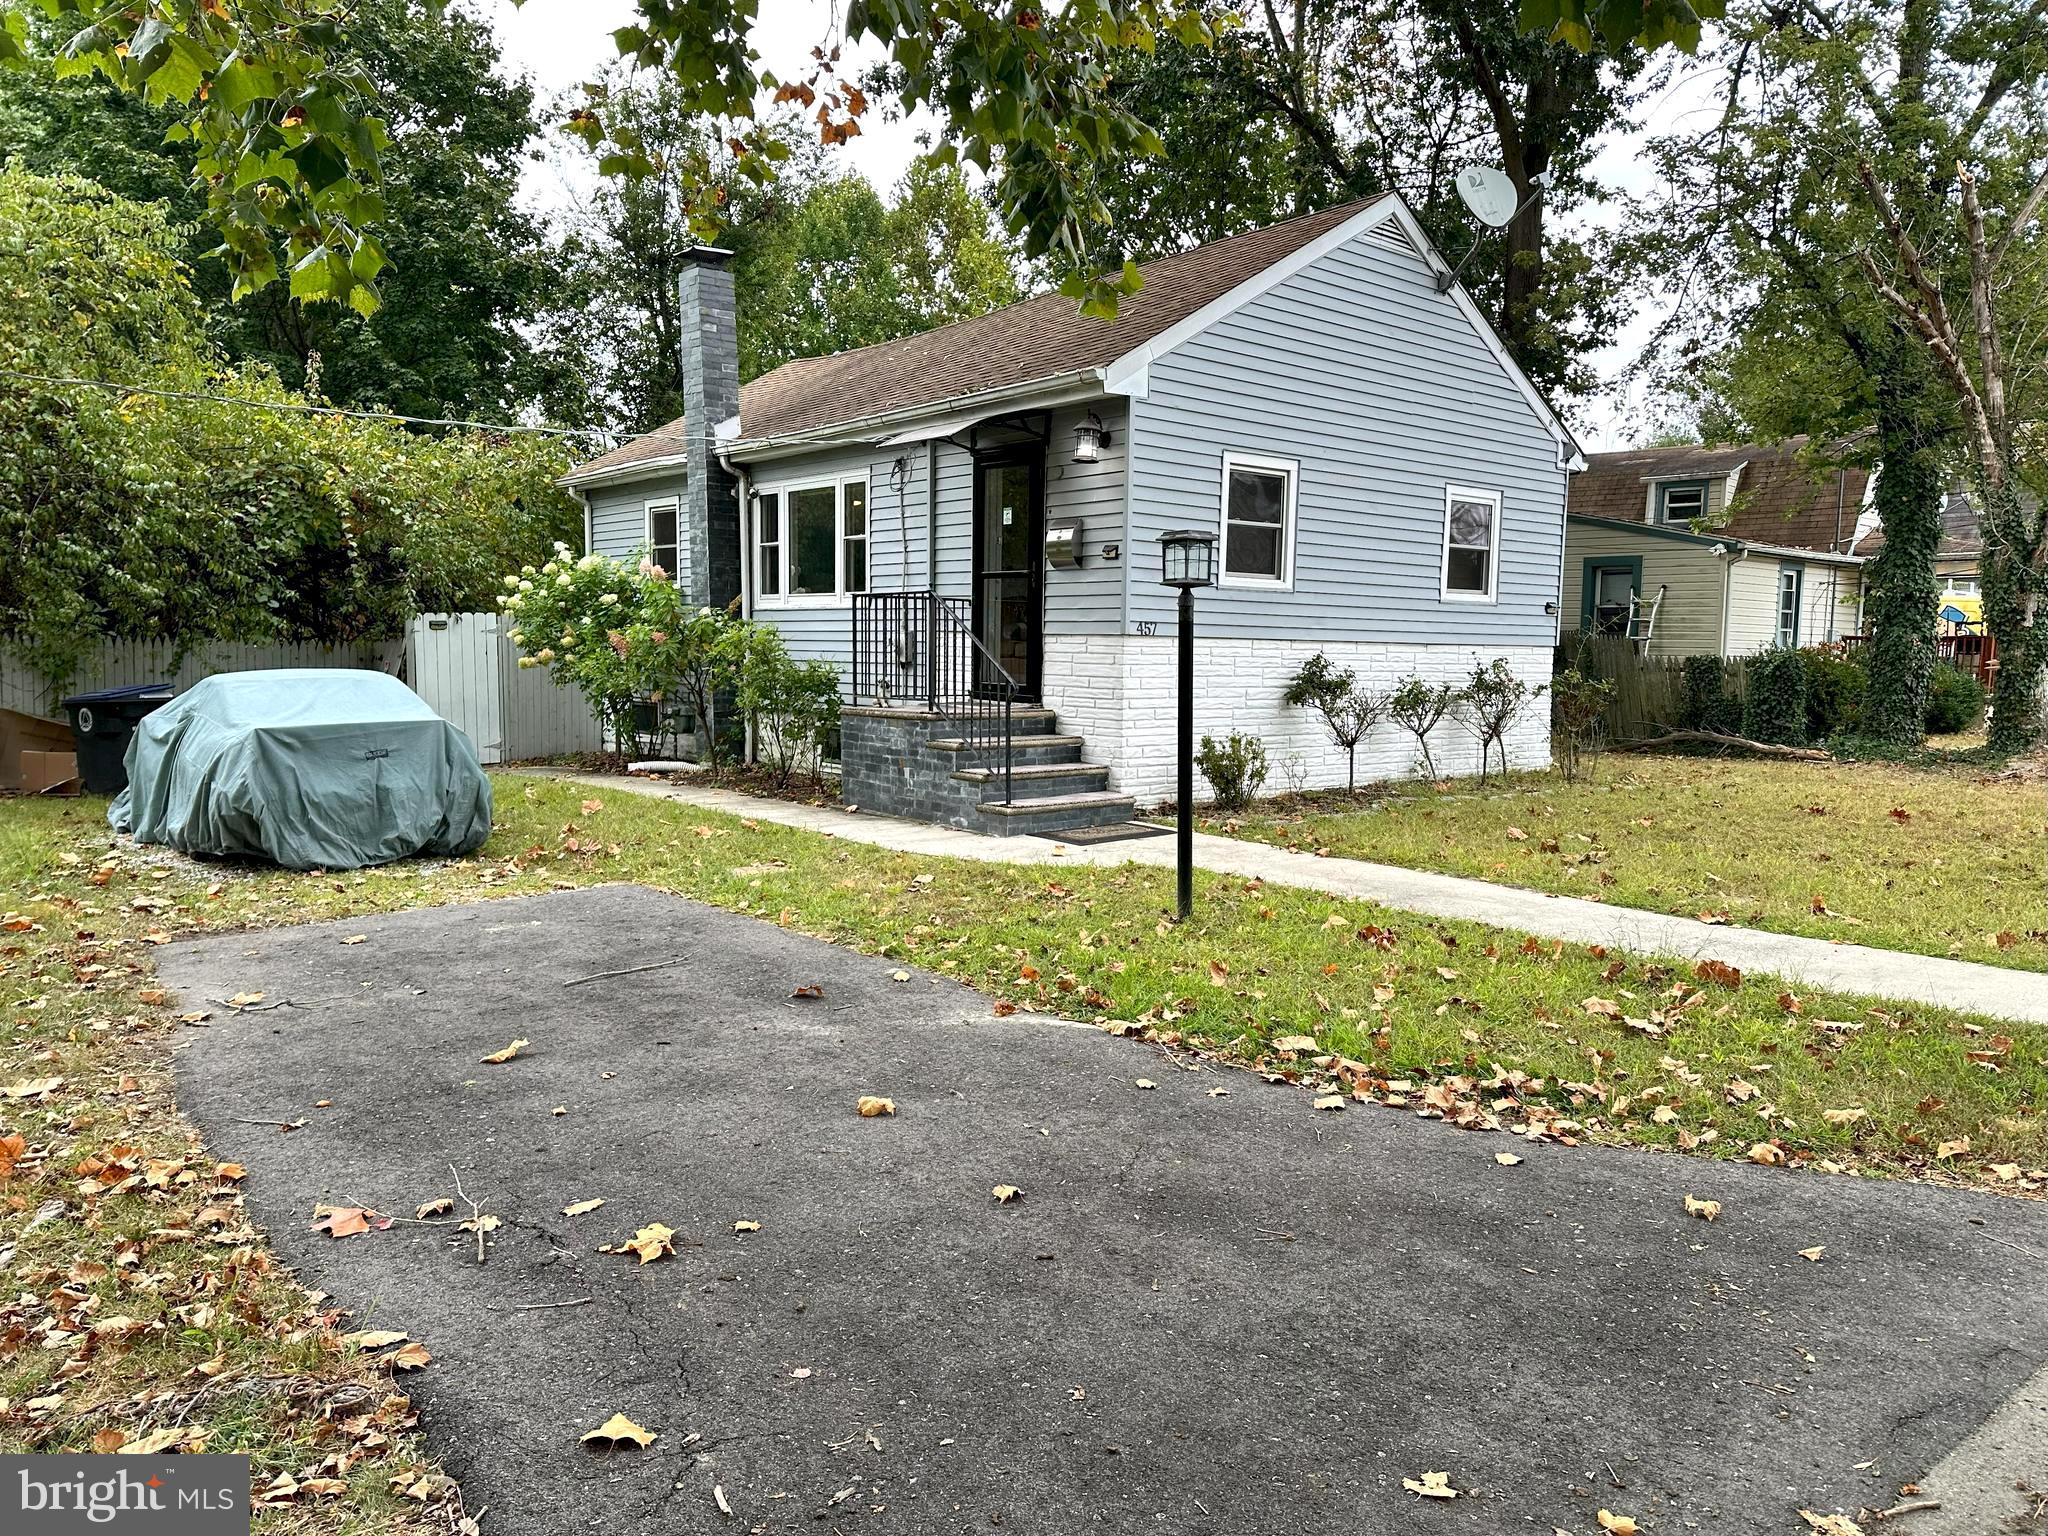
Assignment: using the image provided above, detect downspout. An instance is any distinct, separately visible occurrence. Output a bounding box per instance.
[578,489,592,556]
[925,440,939,592]
[1718,544,1748,656]
[729,458,756,764]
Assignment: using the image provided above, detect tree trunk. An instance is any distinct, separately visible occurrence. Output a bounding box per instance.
[1859,372,1946,743]
[1981,479,2045,752]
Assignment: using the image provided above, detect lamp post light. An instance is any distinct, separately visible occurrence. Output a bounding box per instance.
[1157,529,1217,921]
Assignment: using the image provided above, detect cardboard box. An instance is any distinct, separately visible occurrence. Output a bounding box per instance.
[1,707,77,792]
[19,750,80,795]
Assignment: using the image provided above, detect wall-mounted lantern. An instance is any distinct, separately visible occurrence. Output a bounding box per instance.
[1072,411,1113,464]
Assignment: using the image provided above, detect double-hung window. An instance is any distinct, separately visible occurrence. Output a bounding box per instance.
[1655,480,1707,524]
[645,500,679,582]
[1218,452,1297,588]
[754,476,870,605]
[1440,485,1501,602]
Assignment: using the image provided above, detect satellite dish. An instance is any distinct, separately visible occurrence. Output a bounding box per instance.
[1455,166,1520,229]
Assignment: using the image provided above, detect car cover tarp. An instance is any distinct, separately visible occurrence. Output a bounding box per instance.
[109,670,493,870]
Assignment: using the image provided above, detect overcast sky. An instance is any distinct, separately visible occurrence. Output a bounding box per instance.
[475,0,1726,451]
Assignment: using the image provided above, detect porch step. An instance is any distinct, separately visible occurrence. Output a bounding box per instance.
[974,790,1139,838]
[927,733,1085,763]
[952,761,1111,798]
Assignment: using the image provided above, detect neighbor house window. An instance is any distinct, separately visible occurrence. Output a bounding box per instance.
[755,476,870,604]
[1655,480,1707,524]
[1441,485,1501,601]
[1943,575,1980,597]
[645,500,679,581]
[1218,452,1297,587]
[1777,566,1803,648]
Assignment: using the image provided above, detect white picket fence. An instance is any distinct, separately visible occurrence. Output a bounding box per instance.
[1,616,603,766]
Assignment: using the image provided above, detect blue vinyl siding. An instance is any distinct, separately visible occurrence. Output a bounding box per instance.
[1042,401,1127,637]
[1125,225,1567,643]
[585,473,692,593]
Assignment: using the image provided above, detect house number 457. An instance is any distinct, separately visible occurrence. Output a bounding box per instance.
[1134,621,1158,637]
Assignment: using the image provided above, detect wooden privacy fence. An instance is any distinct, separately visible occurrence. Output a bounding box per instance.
[1,616,602,766]
[1555,632,1691,744]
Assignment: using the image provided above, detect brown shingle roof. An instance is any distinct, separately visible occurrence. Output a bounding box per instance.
[567,195,1390,482]
[1568,438,1868,554]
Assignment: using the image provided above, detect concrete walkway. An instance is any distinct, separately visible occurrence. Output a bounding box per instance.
[548,771,2048,1025]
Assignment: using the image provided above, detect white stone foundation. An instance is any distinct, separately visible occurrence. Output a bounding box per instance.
[1039,635,1553,805]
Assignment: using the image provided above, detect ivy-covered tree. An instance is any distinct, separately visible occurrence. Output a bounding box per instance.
[1640,0,2045,743]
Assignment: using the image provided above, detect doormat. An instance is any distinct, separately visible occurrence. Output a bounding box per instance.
[1037,822,1171,847]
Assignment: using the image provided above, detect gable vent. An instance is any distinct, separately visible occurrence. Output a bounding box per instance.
[1363,221,1418,253]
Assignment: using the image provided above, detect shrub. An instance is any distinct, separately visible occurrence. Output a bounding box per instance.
[1388,677,1460,780]
[1195,732,1269,811]
[1550,668,1617,782]
[730,627,842,786]
[1801,646,1866,742]
[1923,663,1986,735]
[1281,653,1386,792]
[1456,658,1541,783]
[1679,653,1740,735]
[1742,647,1808,746]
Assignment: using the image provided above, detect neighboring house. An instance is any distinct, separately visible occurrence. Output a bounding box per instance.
[562,196,1582,834]
[1563,440,1869,658]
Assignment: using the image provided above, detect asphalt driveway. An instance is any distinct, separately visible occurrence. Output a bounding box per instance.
[159,884,2048,1535]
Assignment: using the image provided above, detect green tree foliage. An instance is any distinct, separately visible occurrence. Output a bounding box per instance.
[1053,0,1645,399]
[1,0,1705,328]
[1642,0,2047,745]
[1740,647,1806,746]
[742,158,1020,383]
[0,168,578,696]
[0,0,559,421]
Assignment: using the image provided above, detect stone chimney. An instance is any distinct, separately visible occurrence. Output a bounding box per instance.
[679,246,741,611]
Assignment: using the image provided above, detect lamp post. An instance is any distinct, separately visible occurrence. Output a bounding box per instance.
[1158,529,1216,921]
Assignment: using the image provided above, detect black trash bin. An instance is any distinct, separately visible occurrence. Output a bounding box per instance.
[61,684,174,796]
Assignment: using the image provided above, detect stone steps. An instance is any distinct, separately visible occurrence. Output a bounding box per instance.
[973,790,1139,837]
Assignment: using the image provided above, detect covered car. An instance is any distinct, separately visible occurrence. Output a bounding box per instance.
[109,670,493,870]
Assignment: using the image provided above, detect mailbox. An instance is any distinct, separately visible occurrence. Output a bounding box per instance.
[1045,518,1083,570]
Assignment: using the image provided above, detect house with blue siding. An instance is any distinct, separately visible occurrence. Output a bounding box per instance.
[562,195,1582,835]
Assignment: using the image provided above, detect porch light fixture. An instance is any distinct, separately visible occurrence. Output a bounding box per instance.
[1157,528,1217,920]
[1072,411,1112,463]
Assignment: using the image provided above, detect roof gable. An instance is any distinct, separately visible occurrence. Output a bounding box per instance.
[1569,437,1867,553]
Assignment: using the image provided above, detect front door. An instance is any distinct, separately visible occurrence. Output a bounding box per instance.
[972,452,1044,700]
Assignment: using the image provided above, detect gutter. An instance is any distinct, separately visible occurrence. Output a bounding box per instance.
[1717,543,1748,654]
[724,370,1107,463]
[558,452,692,492]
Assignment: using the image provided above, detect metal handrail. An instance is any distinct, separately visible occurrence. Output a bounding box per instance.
[851,591,1017,803]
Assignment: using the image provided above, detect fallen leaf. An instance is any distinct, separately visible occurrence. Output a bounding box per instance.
[480,1038,529,1064]
[342,1329,409,1350]
[1936,1137,1971,1160]
[386,1341,432,1371]
[857,1095,896,1117]
[311,1205,389,1239]
[1495,1153,1523,1166]
[1821,1107,1867,1126]
[891,970,911,982]
[416,1197,454,1218]
[1312,1094,1345,1112]
[1692,958,1742,989]
[1683,1195,1721,1222]
[1206,959,1230,986]
[0,1132,27,1178]
[1401,1471,1457,1499]
[791,984,824,1000]
[341,935,367,946]
[611,1223,676,1264]
[1134,1078,1157,1090]
[992,1185,1022,1204]
[1799,1512,1866,1536]
[733,1219,761,1233]
[1748,1142,1786,1166]
[562,1198,606,1216]
[2,1076,63,1100]
[1505,826,1528,841]
[1272,1035,1318,1053]
[581,1412,656,1449]
[1582,998,1622,1019]
[1598,1513,1640,1536]
[1799,1246,1825,1262]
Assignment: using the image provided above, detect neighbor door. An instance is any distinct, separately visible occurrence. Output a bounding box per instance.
[972,453,1044,700]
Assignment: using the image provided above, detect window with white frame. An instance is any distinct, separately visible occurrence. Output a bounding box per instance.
[1218,452,1296,586]
[1440,485,1501,601]
[1776,566,1803,648]
[645,500,679,581]
[1655,480,1707,524]
[1943,574,1980,597]
[755,476,870,604]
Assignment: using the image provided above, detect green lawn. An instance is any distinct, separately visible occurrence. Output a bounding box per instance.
[3,774,2044,1525]
[1218,755,2046,970]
